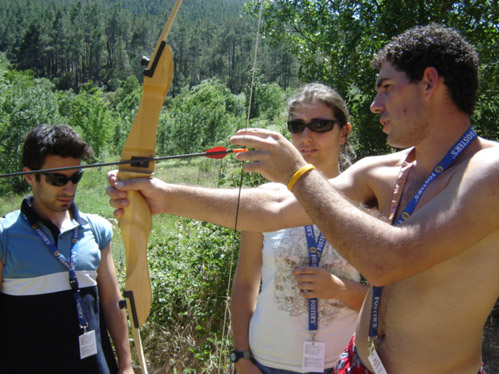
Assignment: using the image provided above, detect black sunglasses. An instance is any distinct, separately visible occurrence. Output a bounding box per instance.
[287,118,340,134]
[42,169,84,187]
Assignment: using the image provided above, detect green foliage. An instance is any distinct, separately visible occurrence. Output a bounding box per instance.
[159,78,245,156]
[0,59,291,184]
[145,219,239,373]
[149,220,237,324]
[0,68,63,192]
[62,83,116,160]
[245,72,289,121]
[108,75,142,153]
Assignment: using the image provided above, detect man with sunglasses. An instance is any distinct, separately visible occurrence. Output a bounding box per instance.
[107,24,497,373]
[0,125,133,374]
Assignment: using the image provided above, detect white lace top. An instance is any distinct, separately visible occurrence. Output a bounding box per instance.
[248,226,361,372]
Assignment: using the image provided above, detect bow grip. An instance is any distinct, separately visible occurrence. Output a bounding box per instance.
[118,178,153,328]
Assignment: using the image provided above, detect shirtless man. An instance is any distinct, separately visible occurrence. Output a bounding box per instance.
[107,25,499,373]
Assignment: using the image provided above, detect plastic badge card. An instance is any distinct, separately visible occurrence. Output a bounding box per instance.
[302,340,326,372]
[368,348,388,374]
[79,329,98,359]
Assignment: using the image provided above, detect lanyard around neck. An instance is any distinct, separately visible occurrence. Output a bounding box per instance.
[304,225,327,335]
[369,126,477,343]
[22,214,88,330]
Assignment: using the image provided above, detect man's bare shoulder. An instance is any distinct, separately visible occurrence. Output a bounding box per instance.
[349,148,412,172]
[333,148,412,205]
[467,138,499,175]
[479,137,499,149]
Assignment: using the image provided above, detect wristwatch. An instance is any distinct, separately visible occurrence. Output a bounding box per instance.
[230,349,251,363]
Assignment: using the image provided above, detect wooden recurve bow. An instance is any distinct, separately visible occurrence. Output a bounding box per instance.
[118,1,183,373]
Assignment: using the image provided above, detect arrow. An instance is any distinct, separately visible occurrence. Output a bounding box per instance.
[0,147,248,178]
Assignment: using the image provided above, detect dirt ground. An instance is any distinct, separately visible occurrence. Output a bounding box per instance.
[483,298,499,374]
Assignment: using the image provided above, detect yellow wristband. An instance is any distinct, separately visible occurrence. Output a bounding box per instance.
[287,164,316,191]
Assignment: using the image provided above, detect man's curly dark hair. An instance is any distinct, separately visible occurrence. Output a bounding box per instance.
[371,24,479,116]
[22,124,93,171]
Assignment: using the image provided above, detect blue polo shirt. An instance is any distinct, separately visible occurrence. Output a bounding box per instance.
[0,197,118,374]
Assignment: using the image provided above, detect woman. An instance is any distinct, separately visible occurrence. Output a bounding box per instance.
[230,84,367,374]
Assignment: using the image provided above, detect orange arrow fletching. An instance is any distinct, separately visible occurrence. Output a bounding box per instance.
[205,146,227,159]
[204,146,248,159]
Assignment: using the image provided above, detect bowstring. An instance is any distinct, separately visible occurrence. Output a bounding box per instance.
[218,0,265,372]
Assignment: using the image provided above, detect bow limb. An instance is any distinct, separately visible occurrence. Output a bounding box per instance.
[119,187,152,373]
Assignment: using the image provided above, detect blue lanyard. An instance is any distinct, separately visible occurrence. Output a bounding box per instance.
[22,214,88,330]
[369,126,477,342]
[394,126,477,225]
[304,225,327,334]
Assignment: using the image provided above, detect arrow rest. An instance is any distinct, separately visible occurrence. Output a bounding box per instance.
[140,56,150,67]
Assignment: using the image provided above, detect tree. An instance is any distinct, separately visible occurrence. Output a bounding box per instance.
[1,0,300,95]
[63,83,116,159]
[0,68,62,192]
[159,78,245,156]
[108,75,143,153]
[244,72,288,122]
[15,20,46,75]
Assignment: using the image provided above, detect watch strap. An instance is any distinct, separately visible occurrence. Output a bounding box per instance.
[230,349,251,362]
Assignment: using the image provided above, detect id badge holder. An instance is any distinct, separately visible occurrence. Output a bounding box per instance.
[79,328,98,359]
[368,340,388,374]
[302,334,326,373]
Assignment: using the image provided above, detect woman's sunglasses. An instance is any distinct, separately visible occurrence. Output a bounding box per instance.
[287,118,340,134]
[42,169,84,187]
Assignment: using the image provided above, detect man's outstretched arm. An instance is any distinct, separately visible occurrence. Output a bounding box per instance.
[106,170,312,232]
